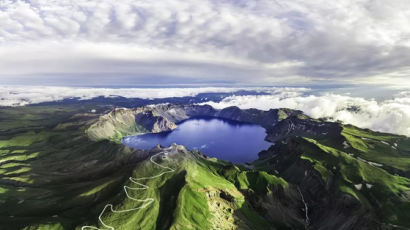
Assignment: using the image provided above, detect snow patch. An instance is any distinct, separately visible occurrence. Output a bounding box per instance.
[343,141,350,149]
[366,184,373,189]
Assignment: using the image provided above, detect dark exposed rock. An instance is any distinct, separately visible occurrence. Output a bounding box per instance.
[260,137,383,230]
[86,104,306,141]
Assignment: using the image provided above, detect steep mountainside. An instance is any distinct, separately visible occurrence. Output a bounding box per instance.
[86,104,301,142]
[0,103,409,230]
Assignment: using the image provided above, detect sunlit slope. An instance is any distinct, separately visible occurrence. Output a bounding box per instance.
[80,144,305,230]
[258,115,410,229]
[341,124,410,174]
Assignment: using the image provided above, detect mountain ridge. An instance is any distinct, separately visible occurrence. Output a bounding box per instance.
[0,103,409,229]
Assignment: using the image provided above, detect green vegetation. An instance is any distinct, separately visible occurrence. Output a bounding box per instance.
[283,132,410,227]
[277,109,289,121]
[22,223,64,230]
[341,125,410,173]
[77,146,288,230]
[0,104,137,229]
[1,104,409,229]
[0,131,52,148]
[86,109,148,143]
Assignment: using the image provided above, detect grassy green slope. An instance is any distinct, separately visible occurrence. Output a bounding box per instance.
[341,125,410,174]
[79,146,301,230]
[303,138,410,225]
[257,115,410,228]
[86,108,147,143]
[0,105,144,229]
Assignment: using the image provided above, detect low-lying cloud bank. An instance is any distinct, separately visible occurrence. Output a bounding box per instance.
[0,85,308,107]
[1,85,409,137]
[204,91,410,137]
[0,86,236,106]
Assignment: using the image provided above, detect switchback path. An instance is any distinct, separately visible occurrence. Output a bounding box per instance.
[81,149,175,230]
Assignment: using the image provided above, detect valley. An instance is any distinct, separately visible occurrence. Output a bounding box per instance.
[0,102,409,229]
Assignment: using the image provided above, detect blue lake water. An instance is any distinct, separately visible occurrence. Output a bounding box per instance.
[122,117,271,163]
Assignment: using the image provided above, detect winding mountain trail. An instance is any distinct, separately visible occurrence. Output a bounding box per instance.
[81,149,176,230]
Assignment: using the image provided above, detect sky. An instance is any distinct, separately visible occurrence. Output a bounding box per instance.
[1,0,410,88]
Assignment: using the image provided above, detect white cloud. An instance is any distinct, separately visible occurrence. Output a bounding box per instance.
[0,0,410,86]
[0,85,304,106]
[1,84,409,136]
[204,91,410,136]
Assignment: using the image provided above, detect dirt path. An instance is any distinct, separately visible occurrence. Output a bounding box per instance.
[82,149,175,230]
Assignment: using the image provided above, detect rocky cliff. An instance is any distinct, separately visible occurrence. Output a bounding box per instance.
[85,104,302,142]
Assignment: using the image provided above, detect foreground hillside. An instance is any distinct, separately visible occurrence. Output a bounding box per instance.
[0,104,409,229]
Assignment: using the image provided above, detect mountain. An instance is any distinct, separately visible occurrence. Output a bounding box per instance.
[0,103,409,229]
[86,104,300,142]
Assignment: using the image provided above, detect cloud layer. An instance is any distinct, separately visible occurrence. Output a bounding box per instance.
[0,85,302,106]
[1,0,410,86]
[1,84,409,136]
[205,91,410,136]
